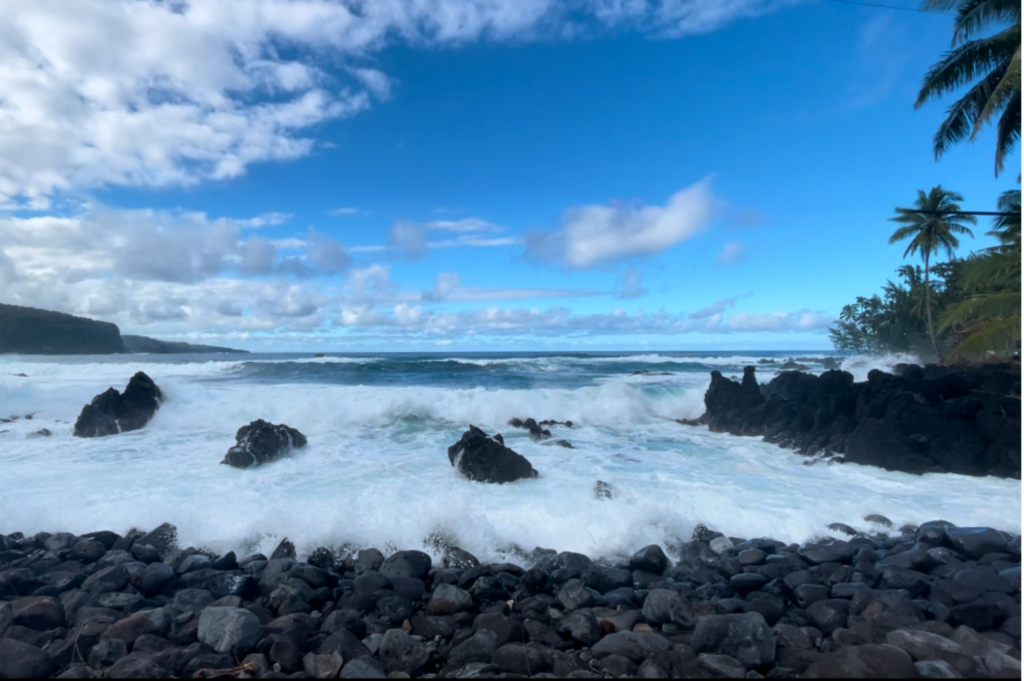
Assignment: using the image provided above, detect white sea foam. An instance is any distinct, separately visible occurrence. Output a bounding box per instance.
[840,353,922,382]
[0,356,1017,564]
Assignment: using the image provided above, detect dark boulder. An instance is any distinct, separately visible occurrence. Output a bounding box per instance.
[221,419,307,468]
[447,425,539,483]
[73,372,162,437]
[0,638,55,678]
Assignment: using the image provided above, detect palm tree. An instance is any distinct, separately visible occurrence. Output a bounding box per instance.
[889,186,977,355]
[915,0,1021,176]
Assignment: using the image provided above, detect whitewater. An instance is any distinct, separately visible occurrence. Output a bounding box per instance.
[0,351,1019,564]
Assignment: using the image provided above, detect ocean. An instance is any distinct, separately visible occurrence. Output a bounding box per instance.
[0,351,1019,563]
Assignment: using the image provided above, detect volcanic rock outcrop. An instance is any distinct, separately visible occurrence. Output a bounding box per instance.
[221,419,308,468]
[73,372,163,438]
[699,363,1020,478]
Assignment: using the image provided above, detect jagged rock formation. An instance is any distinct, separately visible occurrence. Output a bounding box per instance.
[73,372,163,438]
[700,363,1020,478]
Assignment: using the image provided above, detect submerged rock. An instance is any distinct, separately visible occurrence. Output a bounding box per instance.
[507,417,552,441]
[73,371,162,437]
[447,425,539,483]
[221,419,308,468]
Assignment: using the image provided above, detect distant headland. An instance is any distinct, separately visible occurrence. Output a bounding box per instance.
[0,303,248,355]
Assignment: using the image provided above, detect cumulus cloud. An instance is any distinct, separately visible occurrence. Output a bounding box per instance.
[0,208,350,286]
[527,181,717,269]
[0,1,792,206]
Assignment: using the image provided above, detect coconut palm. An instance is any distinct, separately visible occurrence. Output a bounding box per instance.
[889,186,977,355]
[915,0,1021,176]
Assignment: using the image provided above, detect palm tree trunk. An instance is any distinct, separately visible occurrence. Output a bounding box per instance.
[924,253,938,357]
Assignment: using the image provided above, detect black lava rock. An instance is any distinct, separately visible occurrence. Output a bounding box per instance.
[221,419,308,468]
[447,425,539,483]
[73,371,162,437]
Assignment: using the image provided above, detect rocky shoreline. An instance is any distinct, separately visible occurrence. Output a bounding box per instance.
[690,361,1021,479]
[0,520,1020,679]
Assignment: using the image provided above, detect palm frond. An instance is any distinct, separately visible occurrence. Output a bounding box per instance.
[915,27,1018,107]
[946,316,1021,356]
[994,88,1021,175]
[931,68,1005,158]
[973,44,1021,135]
[951,0,1021,45]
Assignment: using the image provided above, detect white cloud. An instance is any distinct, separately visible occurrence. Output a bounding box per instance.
[0,207,350,285]
[349,67,393,100]
[716,241,746,265]
[384,217,520,260]
[427,218,505,234]
[0,1,793,206]
[332,207,368,217]
[527,181,717,269]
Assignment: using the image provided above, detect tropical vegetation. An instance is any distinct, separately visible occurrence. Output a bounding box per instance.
[829,0,1021,361]
[916,0,1021,176]
[829,185,1020,360]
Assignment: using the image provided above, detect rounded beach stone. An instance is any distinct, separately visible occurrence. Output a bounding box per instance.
[197,606,261,655]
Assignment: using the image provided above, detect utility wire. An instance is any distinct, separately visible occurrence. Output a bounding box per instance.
[811,0,955,16]
[903,210,1021,216]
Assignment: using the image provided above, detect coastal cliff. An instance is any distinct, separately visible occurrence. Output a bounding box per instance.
[0,303,127,355]
[121,335,248,354]
[697,362,1021,479]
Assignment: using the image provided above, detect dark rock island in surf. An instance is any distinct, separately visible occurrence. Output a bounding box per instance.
[73,372,163,438]
[695,362,1021,478]
[448,425,539,483]
[221,419,308,468]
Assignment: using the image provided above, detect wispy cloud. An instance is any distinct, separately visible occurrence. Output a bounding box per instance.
[716,241,746,265]
[843,14,916,110]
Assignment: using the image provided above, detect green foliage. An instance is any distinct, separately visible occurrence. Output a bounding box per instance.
[940,186,1021,356]
[828,265,954,357]
[835,186,1021,359]
[916,0,1021,175]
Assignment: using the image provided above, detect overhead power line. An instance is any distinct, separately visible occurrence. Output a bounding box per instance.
[907,210,1021,216]
[812,0,954,16]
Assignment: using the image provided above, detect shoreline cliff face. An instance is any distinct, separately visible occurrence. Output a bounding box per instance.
[0,303,127,355]
[700,363,1021,479]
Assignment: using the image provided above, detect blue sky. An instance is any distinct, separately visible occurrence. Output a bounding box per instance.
[0,0,1018,351]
